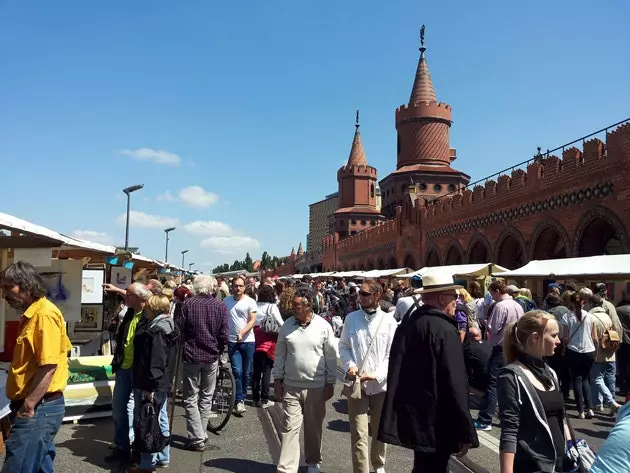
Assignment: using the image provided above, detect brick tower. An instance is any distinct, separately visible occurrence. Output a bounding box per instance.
[379,26,470,218]
[333,111,384,239]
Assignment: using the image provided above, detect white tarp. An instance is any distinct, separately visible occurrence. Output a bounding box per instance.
[493,255,630,279]
[403,263,509,279]
[359,268,412,278]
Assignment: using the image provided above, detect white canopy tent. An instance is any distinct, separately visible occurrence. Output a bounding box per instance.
[493,255,630,280]
[402,263,509,279]
[356,268,412,279]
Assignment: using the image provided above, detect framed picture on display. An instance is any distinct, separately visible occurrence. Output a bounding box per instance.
[81,269,105,304]
[111,267,132,289]
[76,304,104,332]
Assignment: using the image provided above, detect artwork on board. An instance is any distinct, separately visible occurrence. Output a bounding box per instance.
[81,269,105,304]
[75,305,104,331]
[111,267,132,289]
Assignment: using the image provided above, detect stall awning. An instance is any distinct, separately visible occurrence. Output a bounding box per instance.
[493,255,630,279]
[402,263,509,279]
[358,268,412,278]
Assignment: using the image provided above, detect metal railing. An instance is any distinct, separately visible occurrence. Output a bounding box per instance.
[430,117,630,204]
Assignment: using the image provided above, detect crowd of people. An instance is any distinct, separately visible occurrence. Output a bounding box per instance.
[2,260,630,472]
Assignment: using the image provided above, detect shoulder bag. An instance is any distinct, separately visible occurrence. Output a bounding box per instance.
[565,413,596,472]
[342,314,387,400]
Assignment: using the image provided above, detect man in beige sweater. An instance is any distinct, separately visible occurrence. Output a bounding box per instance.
[272,285,337,473]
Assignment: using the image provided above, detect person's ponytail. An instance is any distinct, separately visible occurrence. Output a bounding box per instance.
[503,322,519,364]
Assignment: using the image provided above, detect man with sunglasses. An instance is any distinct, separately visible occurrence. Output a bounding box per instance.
[378,272,477,473]
[339,279,398,473]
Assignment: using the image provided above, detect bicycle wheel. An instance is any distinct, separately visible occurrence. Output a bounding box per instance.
[207,366,236,433]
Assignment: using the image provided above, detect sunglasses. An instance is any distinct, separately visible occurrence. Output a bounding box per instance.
[359,290,373,297]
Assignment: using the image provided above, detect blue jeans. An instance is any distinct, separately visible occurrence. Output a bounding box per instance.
[229,342,255,404]
[133,390,170,469]
[112,367,135,452]
[591,361,617,406]
[477,346,504,425]
[2,395,65,473]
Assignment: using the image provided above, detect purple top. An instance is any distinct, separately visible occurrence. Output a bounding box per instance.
[454,310,468,332]
[487,295,524,347]
[176,294,229,364]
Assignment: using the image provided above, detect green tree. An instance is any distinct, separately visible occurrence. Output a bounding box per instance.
[244,252,254,272]
[260,251,272,270]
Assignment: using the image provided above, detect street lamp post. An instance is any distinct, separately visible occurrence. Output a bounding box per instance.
[181,250,189,268]
[164,227,176,262]
[189,263,195,271]
[123,184,144,251]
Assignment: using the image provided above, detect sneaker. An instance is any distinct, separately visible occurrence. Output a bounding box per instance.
[184,441,205,452]
[262,400,274,408]
[375,468,386,473]
[595,404,605,412]
[473,420,492,431]
[156,462,169,469]
[610,402,621,415]
[578,412,586,419]
[306,465,321,473]
[586,409,595,419]
[234,401,246,415]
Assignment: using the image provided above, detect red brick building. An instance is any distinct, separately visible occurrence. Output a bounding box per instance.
[321,33,630,272]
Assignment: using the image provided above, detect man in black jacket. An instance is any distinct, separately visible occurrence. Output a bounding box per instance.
[106,282,152,464]
[378,272,477,473]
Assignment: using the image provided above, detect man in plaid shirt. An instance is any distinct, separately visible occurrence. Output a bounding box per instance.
[175,275,229,451]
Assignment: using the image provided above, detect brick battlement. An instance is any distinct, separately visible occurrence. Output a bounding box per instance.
[422,123,630,224]
[337,164,378,178]
[396,101,452,123]
[325,218,398,254]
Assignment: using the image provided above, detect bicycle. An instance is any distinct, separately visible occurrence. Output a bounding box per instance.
[206,350,236,433]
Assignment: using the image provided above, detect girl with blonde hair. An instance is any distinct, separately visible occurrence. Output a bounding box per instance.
[498,311,574,473]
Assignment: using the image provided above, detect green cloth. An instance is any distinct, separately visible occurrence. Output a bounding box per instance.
[121,311,143,369]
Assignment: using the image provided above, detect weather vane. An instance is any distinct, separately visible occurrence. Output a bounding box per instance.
[420,24,425,48]
[355,109,360,129]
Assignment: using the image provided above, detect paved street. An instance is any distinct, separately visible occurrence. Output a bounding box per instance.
[0,383,618,472]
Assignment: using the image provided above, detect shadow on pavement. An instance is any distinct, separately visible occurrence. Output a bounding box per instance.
[332,398,347,414]
[56,421,121,472]
[575,427,609,440]
[204,458,276,472]
[326,419,349,433]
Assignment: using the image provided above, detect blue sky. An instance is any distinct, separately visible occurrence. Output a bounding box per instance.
[1,0,628,273]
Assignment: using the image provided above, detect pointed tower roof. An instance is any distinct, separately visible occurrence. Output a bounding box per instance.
[409,25,437,104]
[290,247,295,258]
[346,110,367,168]
[297,242,304,256]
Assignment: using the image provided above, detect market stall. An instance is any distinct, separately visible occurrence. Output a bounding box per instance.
[493,254,630,303]
[402,263,508,279]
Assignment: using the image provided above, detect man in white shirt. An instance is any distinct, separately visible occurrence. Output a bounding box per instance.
[223,276,257,415]
[273,285,337,473]
[393,276,423,322]
[339,279,398,473]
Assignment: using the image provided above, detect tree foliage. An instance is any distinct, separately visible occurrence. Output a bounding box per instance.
[212,250,284,274]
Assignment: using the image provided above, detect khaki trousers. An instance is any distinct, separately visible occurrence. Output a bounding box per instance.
[276,385,327,473]
[347,391,387,473]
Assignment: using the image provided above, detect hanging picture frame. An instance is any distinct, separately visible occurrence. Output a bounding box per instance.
[75,304,104,332]
[81,269,105,304]
[111,267,132,289]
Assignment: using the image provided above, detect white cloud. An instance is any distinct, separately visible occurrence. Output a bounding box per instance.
[117,211,179,229]
[157,186,219,209]
[157,191,176,202]
[184,220,233,236]
[70,230,114,245]
[200,236,260,254]
[179,186,219,208]
[119,148,181,165]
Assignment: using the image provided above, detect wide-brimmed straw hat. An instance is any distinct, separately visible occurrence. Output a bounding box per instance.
[416,271,463,294]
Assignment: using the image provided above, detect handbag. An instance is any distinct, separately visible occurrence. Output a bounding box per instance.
[341,314,387,400]
[134,397,170,454]
[565,414,596,472]
[260,304,281,334]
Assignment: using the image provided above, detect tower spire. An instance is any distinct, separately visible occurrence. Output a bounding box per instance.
[346,109,367,168]
[409,24,437,104]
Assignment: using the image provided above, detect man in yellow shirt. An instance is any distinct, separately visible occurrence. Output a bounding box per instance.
[106,282,151,465]
[0,261,71,473]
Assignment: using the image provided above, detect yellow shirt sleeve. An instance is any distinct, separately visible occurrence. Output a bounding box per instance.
[33,312,64,366]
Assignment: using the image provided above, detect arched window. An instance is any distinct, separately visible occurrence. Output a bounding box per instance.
[370,183,375,198]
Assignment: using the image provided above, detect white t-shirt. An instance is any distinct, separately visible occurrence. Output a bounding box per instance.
[393,294,423,322]
[562,310,596,353]
[224,295,258,343]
